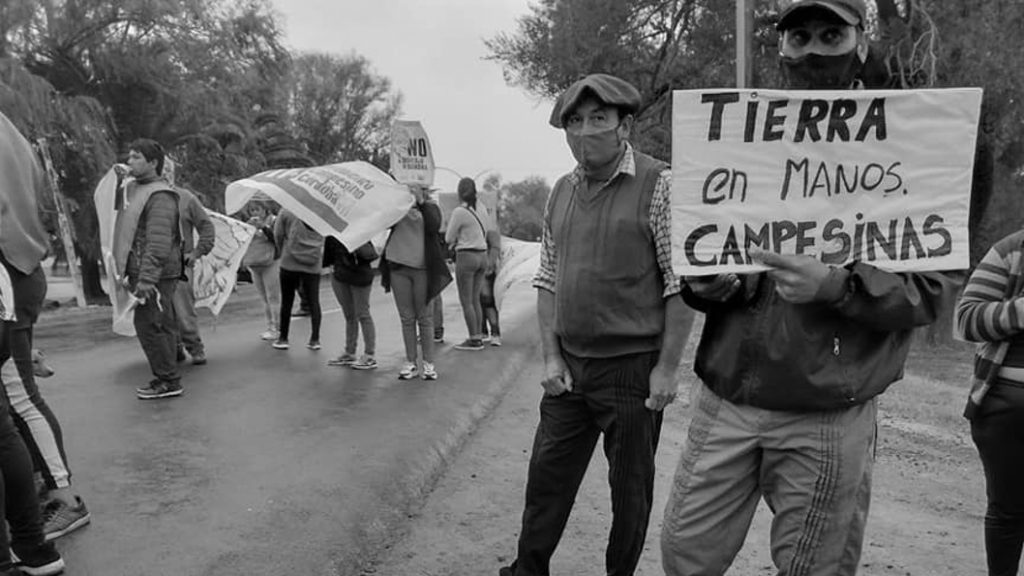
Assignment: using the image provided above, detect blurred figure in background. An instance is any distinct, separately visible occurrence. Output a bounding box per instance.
[445,177,492,351]
[171,186,214,366]
[480,220,502,347]
[242,198,281,341]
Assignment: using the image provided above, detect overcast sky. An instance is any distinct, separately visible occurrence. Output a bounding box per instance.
[272,0,571,191]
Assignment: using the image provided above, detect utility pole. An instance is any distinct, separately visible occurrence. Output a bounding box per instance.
[736,0,755,88]
[36,139,87,307]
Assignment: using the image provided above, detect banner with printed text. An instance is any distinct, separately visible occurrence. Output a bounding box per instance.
[225,161,414,251]
[191,210,254,315]
[389,120,435,186]
[671,88,982,276]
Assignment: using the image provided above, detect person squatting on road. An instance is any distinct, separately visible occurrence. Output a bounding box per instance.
[446,177,495,352]
[0,110,67,575]
[324,236,379,370]
[116,139,187,401]
[956,230,1024,576]
[272,208,325,351]
[169,183,214,367]
[242,196,281,342]
[499,73,694,576]
[659,2,963,575]
[380,184,452,381]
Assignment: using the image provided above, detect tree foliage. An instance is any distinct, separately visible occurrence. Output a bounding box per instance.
[496,175,551,242]
[0,0,402,301]
[287,52,402,168]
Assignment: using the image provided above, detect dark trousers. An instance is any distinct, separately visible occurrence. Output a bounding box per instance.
[133,278,181,383]
[278,268,321,341]
[972,382,1024,576]
[0,258,47,568]
[481,271,500,337]
[512,350,662,576]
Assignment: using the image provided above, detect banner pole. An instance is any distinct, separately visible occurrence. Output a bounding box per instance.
[736,0,754,88]
[36,139,88,308]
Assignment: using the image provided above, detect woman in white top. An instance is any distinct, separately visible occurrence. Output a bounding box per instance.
[445,177,491,351]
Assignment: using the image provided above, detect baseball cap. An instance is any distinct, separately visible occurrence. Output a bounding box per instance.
[549,74,642,129]
[776,0,867,30]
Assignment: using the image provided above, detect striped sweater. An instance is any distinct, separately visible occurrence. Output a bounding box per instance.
[955,229,1024,419]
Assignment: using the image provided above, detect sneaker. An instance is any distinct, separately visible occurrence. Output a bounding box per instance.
[136,379,183,400]
[11,541,64,576]
[260,330,279,341]
[490,336,502,347]
[421,362,437,380]
[351,356,378,370]
[32,349,55,378]
[42,496,91,541]
[327,353,357,366]
[190,351,207,365]
[432,335,444,344]
[481,335,492,344]
[454,339,485,351]
[272,339,289,350]
[398,362,419,380]
[307,340,321,351]
[293,307,311,317]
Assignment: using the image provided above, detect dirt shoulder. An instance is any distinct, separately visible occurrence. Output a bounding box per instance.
[368,323,985,576]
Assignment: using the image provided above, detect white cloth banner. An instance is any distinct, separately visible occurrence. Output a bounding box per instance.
[94,166,137,335]
[389,120,435,187]
[225,161,413,252]
[493,237,541,309]
[671,88,982,276]
[192,210,254,315]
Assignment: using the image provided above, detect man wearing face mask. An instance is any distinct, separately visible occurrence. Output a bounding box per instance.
[499,74,694,576]
[660,1,962,574]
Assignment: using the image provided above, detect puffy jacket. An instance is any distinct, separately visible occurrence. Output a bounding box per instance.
[126,190,182,285]
[683,263,961,411]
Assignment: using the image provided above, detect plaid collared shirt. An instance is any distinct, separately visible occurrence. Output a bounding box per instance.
[532,144,681,298]
[955,229,1024,418]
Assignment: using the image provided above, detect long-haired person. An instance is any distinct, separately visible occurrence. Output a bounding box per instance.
[445,177,491,351]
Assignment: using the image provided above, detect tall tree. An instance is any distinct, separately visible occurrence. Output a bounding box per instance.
[498,176,551,242]
[286,52,403,166]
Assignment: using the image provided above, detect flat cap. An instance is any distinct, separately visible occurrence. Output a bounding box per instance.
[549,74,642,129]
[776,0,867,30]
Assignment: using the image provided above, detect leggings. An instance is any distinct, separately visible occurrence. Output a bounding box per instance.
[278,268,321,342]
[250,261,281,332]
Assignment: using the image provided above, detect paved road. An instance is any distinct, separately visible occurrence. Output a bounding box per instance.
[31,280,538,576]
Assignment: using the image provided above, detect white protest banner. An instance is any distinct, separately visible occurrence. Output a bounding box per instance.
[493,237,541,309]
[225,161,413,251]
[389,120,435,186]
[93,166,137,335]
[191,210,254,315]
[671,88,982,276]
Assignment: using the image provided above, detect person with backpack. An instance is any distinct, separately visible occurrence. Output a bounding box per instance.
[324,237,378,370]
[272,209,324,351]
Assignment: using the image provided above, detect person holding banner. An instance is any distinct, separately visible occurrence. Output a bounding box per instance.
[380,184,451,380]
[272,209,325,351]
[500,73,693,576]
[119,139,187,400]
[659,2,963,575]
[171,187,214,366]
[955,231,1024,576]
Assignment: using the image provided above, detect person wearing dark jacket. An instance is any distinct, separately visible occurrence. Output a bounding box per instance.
[116,139,185,401]
[659,2,963,574]
[380,185,452,380]
[324,237,378,370]
[171,187,215,366]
